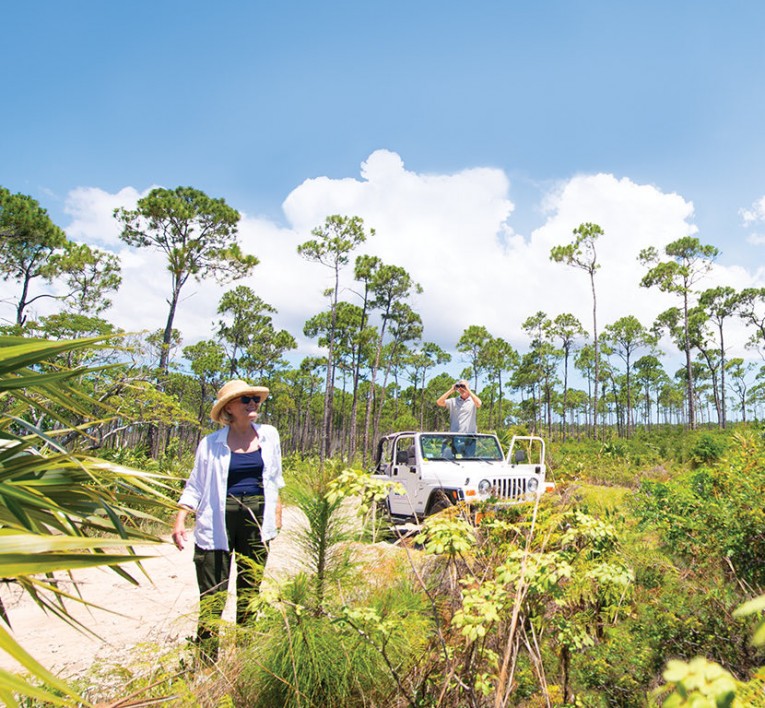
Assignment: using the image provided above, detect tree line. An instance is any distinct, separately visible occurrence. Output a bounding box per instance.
[4,184,765,462]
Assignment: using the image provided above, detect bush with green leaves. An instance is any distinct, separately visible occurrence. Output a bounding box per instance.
[398,494,639,706]
[631,431,765,587]
[689,431,728,467]
[646,575,765,706]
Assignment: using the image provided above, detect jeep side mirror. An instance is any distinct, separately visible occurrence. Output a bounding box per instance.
[396,450,409,464]
[514,450,527,463]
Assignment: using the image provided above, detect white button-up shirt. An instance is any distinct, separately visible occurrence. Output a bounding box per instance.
[178,423,285,549]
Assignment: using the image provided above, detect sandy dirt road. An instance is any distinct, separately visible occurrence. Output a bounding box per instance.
[0,506,308,680]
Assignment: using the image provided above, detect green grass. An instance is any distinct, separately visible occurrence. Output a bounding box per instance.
[568,481,631,514]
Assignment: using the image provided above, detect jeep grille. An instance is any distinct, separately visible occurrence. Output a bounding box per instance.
[491,478,533,498]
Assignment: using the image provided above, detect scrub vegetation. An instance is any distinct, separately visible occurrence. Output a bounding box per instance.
[5,340,765,706]
[4,192,765,704]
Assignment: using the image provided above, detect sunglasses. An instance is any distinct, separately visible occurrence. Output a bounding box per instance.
[239,395,261,404]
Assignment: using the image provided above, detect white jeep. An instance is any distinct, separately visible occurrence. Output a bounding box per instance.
[373,431,551,520]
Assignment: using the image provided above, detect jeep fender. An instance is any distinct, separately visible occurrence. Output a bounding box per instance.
[425,488,464,515]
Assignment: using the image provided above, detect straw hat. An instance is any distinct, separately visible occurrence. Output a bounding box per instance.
[210,380,270,424]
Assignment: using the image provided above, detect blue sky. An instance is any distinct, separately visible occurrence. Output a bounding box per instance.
[3,2,765,374]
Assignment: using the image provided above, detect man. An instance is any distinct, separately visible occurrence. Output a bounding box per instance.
[436,379,482,433]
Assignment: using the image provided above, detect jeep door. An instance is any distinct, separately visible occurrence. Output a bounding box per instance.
[387,434,421,516]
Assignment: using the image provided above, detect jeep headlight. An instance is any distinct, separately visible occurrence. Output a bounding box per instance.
[477,479,492,495]
[527,477,539,493]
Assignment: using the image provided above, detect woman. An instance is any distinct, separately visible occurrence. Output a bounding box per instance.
[172,379,284,661]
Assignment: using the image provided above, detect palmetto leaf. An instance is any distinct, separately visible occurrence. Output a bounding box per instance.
[0,531,154,577]
[0,335,176,703]
[0,552,153,577]
[0,336,122,431]
[0,623,82,706]
[0,336,104,374]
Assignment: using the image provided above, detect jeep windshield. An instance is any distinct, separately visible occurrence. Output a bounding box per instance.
[419,434,503,461]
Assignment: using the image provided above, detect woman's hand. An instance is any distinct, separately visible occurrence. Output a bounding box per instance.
[172,526,187,551]
[172,508,190,551]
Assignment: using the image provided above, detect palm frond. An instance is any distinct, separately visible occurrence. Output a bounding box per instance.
[0,623,83,706]
[0,334,175,703]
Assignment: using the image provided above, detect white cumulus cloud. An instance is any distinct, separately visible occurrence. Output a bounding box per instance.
[4,151,760,371]
[283,149,515,347]
[64,186,150,247]
[741,195,765,226]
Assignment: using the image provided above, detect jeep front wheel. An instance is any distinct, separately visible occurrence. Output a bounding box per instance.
[427,490,454,516]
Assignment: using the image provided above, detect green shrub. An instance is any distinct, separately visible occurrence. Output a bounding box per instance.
[575,623,655,707]
[690,432,727,467]
[74,645,202,707]
[232,456,431,707]
[237,572,429,707]
[631,432,765,587]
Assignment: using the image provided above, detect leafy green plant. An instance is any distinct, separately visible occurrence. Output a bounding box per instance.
[690,432,728,467]
[326,464,403,543]
[648,587,765,706]
[631,431,765,587]
[652,657,738,707]
[287,458,357,613]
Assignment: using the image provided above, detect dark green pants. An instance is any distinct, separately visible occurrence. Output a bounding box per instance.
[193,494,268,660]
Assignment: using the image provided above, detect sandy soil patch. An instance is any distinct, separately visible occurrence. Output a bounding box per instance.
[0,506,309,680]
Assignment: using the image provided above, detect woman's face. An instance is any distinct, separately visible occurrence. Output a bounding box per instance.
[225,395,261,424]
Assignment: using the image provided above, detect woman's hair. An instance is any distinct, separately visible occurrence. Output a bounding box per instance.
[218,405,259,426]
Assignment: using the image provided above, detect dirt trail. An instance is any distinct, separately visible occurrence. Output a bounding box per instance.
[0,506,308,680]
